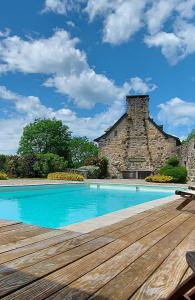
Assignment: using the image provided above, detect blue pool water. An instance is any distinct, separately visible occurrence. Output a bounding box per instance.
[0,184,176,228]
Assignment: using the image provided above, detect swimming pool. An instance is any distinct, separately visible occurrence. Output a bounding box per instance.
[0,184,176,228]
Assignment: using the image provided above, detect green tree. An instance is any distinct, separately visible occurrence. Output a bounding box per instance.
[69,137,99,168]
[18,119,71,160]
[182,129,195,144]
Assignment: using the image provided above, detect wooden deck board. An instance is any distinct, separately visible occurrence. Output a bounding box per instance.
[131,230,195,300]
[0,199,194,300]
[0,209,169,278]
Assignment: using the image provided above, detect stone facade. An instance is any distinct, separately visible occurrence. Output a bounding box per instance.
[179,138,195,181]
[95,95,195,181]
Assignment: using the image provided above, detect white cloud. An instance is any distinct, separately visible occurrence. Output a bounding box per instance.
[176,0,195,19]
[85,0,148,45]
[45,73,156,108]
[85,0,115,20]
[146,0,177,34]
[84,0,195,63]
[158,97,195,128]
[45,70,127,108]
[0,29,157,108]
[41,0,195,65]
[66,21,75,28]
[0,30,87,75]
[128,77,157,94]
[103,0,146,45]
[145,31,182,65]
[0,28,10,38]
[145,19,195,64]
[42,0,83,15]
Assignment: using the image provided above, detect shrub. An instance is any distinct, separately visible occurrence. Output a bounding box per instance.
[158,155,188,183]
[84,156,109,178]
[19,154,39,178]
[77,165,100,179]
[0,171,8,180]
[145,175,173,183]
[6,155,21,178]
[33,153,68,178]
[166,156,179,167]
[160,165,187,183]
[47,172,84,181]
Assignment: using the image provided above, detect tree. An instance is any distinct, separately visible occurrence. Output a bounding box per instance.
[69,137,99,168]
[182,129,195,144]
[18,119,71,160]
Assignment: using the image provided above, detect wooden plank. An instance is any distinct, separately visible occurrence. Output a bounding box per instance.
[0,229,79,254]
[131,230,195,300]
[0,223,38,234]
[1,212,188,300]
[0,226,50,245]
[180,267,193,283]
[0,209,169,277]
[0,207,164,264]
[88,216,195,300]
[89,205,163,236]
[45,213,190,300]
[0,220,21,228]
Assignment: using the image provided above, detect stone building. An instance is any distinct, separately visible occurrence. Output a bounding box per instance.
[95,95,195,181]
[179,138,195,182]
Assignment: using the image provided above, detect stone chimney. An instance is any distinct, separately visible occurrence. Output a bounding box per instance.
[126,95,149,119]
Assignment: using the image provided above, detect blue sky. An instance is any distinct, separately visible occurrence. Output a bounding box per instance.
[0,0,195,154]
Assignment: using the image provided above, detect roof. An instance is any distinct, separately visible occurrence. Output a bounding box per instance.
[149,118,181,145]
[94,113,127,142]
[94,114,181,145]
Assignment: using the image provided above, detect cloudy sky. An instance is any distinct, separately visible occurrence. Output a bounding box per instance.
[0,0,195,154]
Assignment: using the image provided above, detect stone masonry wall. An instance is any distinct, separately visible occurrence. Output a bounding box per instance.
[98,116,128,178]
[145,120,179,172]
[97,95,179,178]
[179,138,195,181]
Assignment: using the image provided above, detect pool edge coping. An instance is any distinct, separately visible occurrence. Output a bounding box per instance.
[63,194,180,233]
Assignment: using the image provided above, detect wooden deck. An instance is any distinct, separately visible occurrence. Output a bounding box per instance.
[0,198,194,300]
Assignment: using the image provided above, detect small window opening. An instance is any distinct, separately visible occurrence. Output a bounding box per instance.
[114,130,117,137]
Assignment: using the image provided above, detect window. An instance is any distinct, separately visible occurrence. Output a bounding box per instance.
[114,130,117,137]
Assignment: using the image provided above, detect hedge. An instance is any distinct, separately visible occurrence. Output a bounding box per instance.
[47,172,84,181]
[0,171,8,180]
[145,175,173,183]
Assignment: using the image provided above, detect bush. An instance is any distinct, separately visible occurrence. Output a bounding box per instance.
[84,157,109,178]
[77,165,100,179]
[33,153,68,178]
[166,156,179,167]
[160,165,187,183]
[19,154,39,178]
[6,155,21,178]
[0,171,8,180]
[159,155,187,183]
[145,175,173,183]
[47,172,84,181]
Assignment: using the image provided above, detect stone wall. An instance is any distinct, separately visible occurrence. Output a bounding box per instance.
[145,119,179,172]
[98,116,128,178]
[179,138,195,181]
[97,95,180,178]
